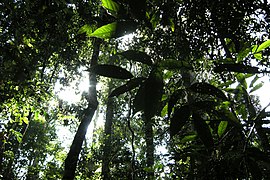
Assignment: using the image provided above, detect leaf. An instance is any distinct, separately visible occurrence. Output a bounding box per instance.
[190,82,228,101]
[236,73,247,89]
[78,24,93,36]
[193,113,214,150]
[218,121,228,137]
[180,134,197,143]
[249,75,259,88]
[170,105,190,137]
[249,82,264,93]
[109,77,145,97]
[119,50,153,66]
[102,0,120,17]
[159,59,192,70]
[144,68,164,119]
[90,64,133,79]
[168,89,185,117]
[214,63,259,73]
[257,39,270,52]
[90,21,138,39]
[133,84,145,114]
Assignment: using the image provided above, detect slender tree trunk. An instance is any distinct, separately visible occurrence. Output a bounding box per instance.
[63,39,101,180]
[102,80,114,179]
[144,116,154,179]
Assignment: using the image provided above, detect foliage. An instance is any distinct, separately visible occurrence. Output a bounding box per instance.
[1,0,270,179]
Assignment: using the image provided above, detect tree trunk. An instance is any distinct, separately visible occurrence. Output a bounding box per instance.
[102,80,114,179]
[144,116,154,179]
[63,39,101,180]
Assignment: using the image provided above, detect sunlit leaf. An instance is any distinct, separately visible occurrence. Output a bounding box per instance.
[170,105,190,137]
[257,39,270,52]
[249,82,264,93]
[90,21,138,39]
[109,77,145,97]
[190,82,228,101]
[119,50,153,65]
[218,121,228,137]
[236,73,247,89]
[193,113,214,150]
[102,0,119,17]
[78,24,93,36]
[90,64,133,79]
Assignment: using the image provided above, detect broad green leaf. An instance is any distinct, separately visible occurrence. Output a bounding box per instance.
[78,24,93,36]
[190,82,228,101]
[90,64,133,79]
[249,82,263,93]
[90,21,137,39]
[257,39,270,52]
[249,75,259,88]
[180,134,197,143]
[109,77,145,97]
[170,105,190,137]
[102,0,119,17]
[119,50,153,65]
[193,113,214,150]
[90,22,116,38]
[218,121,228,137]
[161,104,168,117]
[237,43,251,62]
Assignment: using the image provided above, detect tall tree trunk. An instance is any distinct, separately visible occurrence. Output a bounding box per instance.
[102,80,114,179]
[63,39,101,180]
[144,116,154,179]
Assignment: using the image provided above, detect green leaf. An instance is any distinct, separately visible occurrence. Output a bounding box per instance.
[193,113,214,150]
[249,75,259,88]
[90,21,138,39]
[78,24,93,36]
[190,82,228,101]
[180,134,197,143]
[90,64,133,79]
[257,39,270,52]
[218,121,228,137]
[170,105,190,137]
[249,82,263,93]
[90,22,116,39]
[109,77,145,97]
[102,0,119,17]
[236,73,247,89]
[119,50,153,66]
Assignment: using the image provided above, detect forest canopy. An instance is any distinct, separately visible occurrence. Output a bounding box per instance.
[1,0,270,179]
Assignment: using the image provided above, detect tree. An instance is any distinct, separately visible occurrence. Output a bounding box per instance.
[2,0,270,179]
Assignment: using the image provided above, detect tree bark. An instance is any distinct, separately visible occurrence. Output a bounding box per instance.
[63,39,101,180]
[144,116,154,179]
[101,80,114,179]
